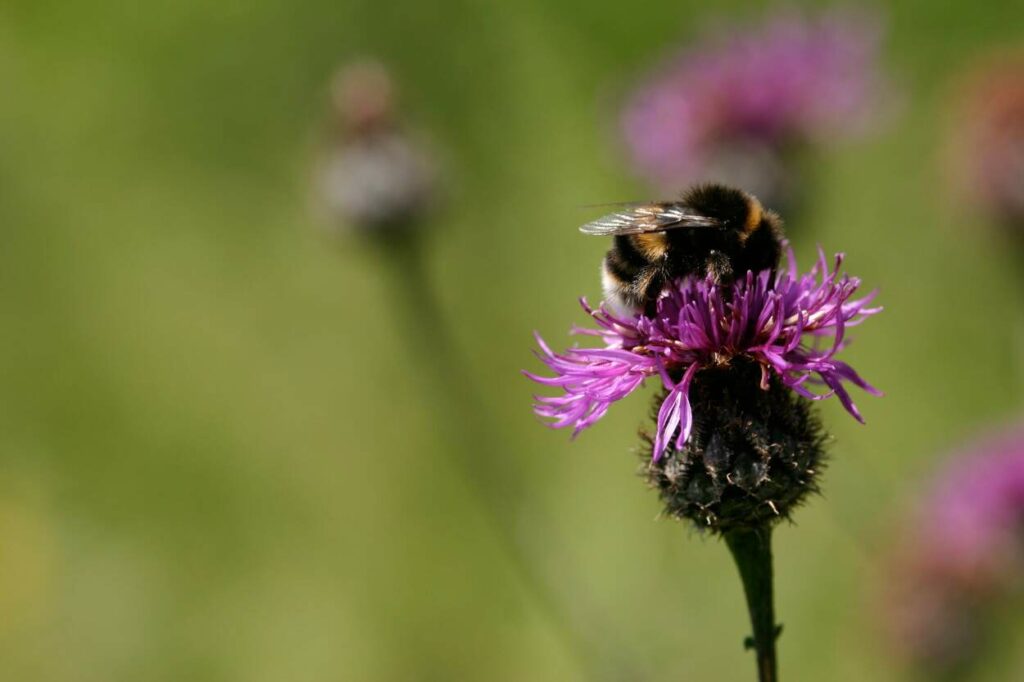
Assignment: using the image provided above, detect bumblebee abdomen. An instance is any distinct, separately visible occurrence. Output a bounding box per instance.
[605,239,642,281]
[631,232,669,261]
[736,210,783,275]
[586,184,785,314]
[603,235,666,314]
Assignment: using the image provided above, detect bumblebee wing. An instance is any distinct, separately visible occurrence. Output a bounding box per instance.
[579,202,718,236]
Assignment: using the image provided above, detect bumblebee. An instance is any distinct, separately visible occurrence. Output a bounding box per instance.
[581,184,784,315]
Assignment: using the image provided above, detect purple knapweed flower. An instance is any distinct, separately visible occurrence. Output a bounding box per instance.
[621,8,887,201]
[526,249,880,463]
[885,425,1024,673]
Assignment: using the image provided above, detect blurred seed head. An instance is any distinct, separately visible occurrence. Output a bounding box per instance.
[314,59,440,236]
[330,59,396,135]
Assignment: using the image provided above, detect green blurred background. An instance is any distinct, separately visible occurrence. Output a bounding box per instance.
[2,0,1024,680]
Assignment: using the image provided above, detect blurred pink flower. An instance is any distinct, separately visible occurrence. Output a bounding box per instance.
[949,52,1024,226]
[885,424,1024,674]
[621,8,888,203]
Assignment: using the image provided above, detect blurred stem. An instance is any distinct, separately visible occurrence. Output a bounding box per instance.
[369,229,601,676]
[372,230,511,506]
[725,526,780,682]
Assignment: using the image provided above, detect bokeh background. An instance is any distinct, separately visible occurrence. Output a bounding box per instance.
[2,0,1024,680]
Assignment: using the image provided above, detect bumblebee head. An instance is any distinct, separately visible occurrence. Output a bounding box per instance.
[682,184,764,239]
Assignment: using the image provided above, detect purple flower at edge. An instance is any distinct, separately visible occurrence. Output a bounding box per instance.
[919,426,1024,576]
[948,52,1024,226]
[885,425,1024,672]
[525,248,881,462]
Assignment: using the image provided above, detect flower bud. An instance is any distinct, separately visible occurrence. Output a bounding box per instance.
[642,360,825,533]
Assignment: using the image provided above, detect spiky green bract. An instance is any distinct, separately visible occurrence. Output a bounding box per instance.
[642,359,826,534]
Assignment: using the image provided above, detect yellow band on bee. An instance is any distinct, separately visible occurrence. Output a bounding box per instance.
[744,198,763,234]
[632,232,669,260]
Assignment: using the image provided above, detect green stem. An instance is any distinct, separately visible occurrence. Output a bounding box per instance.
[368,230,611,677]
[725,526,780,682]
[373,232,511,506]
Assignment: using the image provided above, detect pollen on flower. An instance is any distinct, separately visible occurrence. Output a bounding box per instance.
[524,248,880,464]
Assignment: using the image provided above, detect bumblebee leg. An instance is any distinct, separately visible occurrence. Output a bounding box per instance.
[641,269,665,317]
[706,251,734,285]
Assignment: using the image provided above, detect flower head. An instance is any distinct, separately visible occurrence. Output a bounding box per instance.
[948,52,1024,226]
[527,248,881,463]
[921,428,1024,576]
[885,425,1024,673]
[621,8,887,201]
